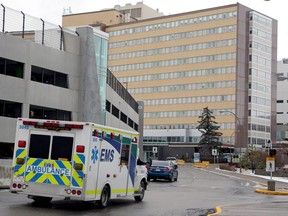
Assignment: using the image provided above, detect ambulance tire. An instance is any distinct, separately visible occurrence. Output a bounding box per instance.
[32,196,52,204]
[134,181,145,202]
[98,185,110,208]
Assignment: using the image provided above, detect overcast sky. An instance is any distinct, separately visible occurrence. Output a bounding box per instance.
[0,0,287,60]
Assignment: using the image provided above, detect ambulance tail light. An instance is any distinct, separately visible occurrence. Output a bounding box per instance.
[65,124,83,129]
[23,121,37,126]
[76,145,85,153]
[110,133,115,139]
[93,129,99,137]
[74,163,83,171]
[18,140,26,148]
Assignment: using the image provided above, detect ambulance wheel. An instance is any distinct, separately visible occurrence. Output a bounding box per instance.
[98,185,110,208]
[134,181,145,202]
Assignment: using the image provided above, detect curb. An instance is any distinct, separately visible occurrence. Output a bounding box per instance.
[208,206,222,216]
[255,188,288,195]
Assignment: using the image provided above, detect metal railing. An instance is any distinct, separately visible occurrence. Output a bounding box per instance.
[0,4,78,50]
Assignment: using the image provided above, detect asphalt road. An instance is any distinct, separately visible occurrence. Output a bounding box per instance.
[1,164,288,216]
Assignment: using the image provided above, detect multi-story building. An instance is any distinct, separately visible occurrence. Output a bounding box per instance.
[62,2,163,28]
[67,3,277,160]
[276,59,288,143]
[0,7,142,158]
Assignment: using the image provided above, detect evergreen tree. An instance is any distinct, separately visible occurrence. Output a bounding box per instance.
[196,107,222,157]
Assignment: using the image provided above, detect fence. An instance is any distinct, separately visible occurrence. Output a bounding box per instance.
[0,4,78,51]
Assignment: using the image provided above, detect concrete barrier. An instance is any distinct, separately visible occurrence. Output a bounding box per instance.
[194,161,210,168]
[0,159,12,189]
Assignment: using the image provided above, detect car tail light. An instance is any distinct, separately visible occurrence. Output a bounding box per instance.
[76,145,85,153]
[18,140,26,148]
[72,190,76,195]
[77,190,82,195]
[12,183,17,188]
[163,167,170,171]
[146,166,152,170]
[17,184,22,189]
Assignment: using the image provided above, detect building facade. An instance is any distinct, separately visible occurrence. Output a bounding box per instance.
[63,3,277,159]
[276,59,288,143]
[0,7,141,158]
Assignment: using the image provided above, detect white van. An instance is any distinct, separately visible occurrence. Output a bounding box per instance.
[10,118,147,207]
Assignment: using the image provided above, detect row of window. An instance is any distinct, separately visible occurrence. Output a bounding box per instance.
[109,39,236,60]
[249,96,271,107]
[249,123,271,133]
[109,25,237,49]
[249,68,271,80]
[144,121,235,130]
[250,12,272,27]
[249,27,272,41]
[144,136,185,143]
[277,112,288,114]
[110,52,237,72]
[249,109,271,120]
[31,66,68,88]
[129,80,236,94]
[277,100,288,103]
[30,105,71,120]
[0,100,22,118]
[249,82,271,93]
[249,54,271,67]
[144,94,236,106]
[118,67,236,83]
[144,109,236,119]
[0,57,24,78]
[249,41,271,54]
[0,100,71,121]
[109,11,237,37]
[248,137,268,146]
[107,70,139,113]
[106,100,138,131]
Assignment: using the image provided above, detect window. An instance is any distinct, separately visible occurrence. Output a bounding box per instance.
[106,100,111,112]
[277,100,284,103]
[31,66,68,88]
[112,105,119,118]
[0,100,22,118]
[0,57,24,78]
[30,105,71,121]
[121,112,127,123]
[51,136,73,161]
[29,134,50,159]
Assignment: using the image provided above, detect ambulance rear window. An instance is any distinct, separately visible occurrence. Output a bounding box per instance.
[51,136,73,161]
[29,134,50,159]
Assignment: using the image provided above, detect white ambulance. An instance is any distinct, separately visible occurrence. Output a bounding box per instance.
[10,118,147,207]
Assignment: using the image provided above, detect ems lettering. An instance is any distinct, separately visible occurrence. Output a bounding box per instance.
[100,149,114,162]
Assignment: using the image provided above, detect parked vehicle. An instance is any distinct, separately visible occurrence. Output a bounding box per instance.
[166,157,177,164]
[147,160,178,182]
[10,118,148,207]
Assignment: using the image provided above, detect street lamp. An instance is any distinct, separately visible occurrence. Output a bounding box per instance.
[219,110,242,173]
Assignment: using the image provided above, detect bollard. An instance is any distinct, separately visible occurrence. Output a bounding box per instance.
[267,180,275,191]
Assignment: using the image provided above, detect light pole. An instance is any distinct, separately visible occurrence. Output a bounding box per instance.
[219,110,242,172]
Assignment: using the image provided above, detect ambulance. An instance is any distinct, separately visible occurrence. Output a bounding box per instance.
[10,118,148,207]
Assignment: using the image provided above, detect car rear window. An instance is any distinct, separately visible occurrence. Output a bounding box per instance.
[152,161,170,166]
[51,136,73,161]
[28,134,50,159]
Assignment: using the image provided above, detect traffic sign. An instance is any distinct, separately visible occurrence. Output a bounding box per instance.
[266,157,275,172]
[212,149,218,156]
[152,147,158,154]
